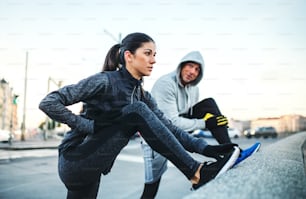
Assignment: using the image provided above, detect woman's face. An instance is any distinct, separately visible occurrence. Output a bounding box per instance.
[125,41,156,80]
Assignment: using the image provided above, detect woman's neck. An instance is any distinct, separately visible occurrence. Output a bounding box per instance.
[126,65,141,80]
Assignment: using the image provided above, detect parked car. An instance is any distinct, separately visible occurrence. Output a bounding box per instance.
[192,128,241,139]
[192,129,212,138]
[228,128,242,138]
[244,126,277,139]
[0,129,13,143]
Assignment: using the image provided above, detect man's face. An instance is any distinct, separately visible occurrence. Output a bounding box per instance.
[180,62,200,86]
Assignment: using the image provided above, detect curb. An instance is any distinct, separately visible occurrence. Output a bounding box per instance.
[0,146,59,150]
[0,140,60,150]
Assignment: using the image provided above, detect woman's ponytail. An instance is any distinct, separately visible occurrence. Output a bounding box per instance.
[102,44,121,71]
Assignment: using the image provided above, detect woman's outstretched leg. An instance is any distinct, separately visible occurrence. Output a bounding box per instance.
[121,101,239,186]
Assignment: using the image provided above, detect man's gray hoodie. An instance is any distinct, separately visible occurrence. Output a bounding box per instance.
[151,51,206,132]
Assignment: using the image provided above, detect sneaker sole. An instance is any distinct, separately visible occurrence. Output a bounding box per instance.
[215,146,240,178]
[251,143,261,155]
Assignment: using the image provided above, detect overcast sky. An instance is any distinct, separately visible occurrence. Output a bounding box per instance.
[1,0,306,128]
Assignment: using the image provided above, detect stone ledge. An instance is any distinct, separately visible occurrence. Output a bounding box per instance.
[184,132,306,199]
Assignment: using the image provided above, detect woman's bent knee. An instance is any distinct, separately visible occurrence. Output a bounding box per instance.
[122,101,150,115]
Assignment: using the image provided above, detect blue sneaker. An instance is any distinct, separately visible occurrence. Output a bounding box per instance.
[234,142,261,166]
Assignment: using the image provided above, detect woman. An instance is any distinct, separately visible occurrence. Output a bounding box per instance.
[39,32,240,199]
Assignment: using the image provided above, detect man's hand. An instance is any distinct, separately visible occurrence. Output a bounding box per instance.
[204,114,228,129]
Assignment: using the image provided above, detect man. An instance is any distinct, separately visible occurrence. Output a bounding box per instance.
[140,51,261,198]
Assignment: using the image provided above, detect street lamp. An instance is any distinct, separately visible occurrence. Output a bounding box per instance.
[21,52,28,141]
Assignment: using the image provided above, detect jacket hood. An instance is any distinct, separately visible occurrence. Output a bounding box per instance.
[176,51,204,87]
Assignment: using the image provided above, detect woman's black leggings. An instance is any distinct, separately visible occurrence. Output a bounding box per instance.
[59,102,201,199]
[184,97,232,144]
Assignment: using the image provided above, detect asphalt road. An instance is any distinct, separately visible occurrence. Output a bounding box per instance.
[0,137,279,199]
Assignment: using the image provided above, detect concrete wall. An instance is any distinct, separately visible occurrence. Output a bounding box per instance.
[184,132,306,199]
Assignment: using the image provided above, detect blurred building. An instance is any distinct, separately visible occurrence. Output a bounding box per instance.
[250,115,306,134]
[278,115,306,133]
[0,78,18,133]
[230,114,306,135]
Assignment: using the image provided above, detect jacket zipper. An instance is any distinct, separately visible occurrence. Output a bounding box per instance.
[131,86,137,104]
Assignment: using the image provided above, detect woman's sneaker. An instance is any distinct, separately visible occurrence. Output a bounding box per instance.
[192,146,240,190]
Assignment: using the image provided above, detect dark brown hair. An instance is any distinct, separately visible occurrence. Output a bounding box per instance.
[102,32,154,71]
